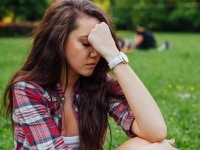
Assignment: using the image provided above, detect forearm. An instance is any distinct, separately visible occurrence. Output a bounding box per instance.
[87,22,167,141]
[112,63,167,141]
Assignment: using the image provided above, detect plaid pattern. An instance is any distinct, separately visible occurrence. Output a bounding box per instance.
[12,81,135,149]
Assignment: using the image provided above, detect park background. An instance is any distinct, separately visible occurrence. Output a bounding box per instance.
[0,0,199,149]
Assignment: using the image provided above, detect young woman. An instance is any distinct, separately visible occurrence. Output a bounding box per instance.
[2,0,177,149]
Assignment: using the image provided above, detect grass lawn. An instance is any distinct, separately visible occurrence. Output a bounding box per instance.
[0,32,200,149]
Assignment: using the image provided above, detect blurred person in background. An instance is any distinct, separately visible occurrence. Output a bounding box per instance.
[121,26,172,52]
[133,25,157,50]
[121,25,156,52]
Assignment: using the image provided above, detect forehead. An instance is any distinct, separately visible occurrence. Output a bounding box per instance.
[71,15,100,37]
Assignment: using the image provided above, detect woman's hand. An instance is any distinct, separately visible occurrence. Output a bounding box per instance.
[88,22,119,62]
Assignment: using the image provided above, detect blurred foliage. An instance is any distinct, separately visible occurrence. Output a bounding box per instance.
[91,0,134,30]
[0,0,53,21]
[169,4,200,31]
[91,0,110,13]
[92,0,200,31]
[110,0,134,30]
[1,0,200,31]
[132,0,200,31]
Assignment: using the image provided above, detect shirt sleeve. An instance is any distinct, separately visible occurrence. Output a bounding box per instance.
[12,81,73,150]
[108,83,136,137]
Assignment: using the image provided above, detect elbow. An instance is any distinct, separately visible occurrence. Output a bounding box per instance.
[149,124,167,142]
[152,130,167,142]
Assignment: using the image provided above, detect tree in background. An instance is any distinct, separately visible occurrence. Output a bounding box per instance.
[129,0,200,31]
[91,0,110,13]
[1,0,200,31]
[132,0,177,31]
[0,0,53,36]
[168,1,200,31]
[0,0,9,20]
[110,0,134,30]
[113,0,200,32]
[91,0,134,30]
[0,0,52,22]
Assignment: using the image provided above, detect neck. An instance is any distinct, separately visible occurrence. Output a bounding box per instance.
[60,69,79,93]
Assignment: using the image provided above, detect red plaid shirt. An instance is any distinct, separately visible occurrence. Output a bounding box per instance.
[12,81,135,149]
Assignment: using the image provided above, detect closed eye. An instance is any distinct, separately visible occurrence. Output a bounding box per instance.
[82,43,91,47]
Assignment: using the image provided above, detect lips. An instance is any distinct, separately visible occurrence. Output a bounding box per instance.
[87,62,96,65]
[86,62,97,68]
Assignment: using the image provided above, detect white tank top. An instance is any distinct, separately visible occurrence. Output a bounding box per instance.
[62,135,80,150]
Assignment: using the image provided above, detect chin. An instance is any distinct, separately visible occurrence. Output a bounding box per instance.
[81,71,94,77]
[83,73,93,77]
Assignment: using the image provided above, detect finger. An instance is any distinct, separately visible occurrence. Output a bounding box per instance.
[100,22,107,27]
[88,29,96,41]
[166,138,175,145]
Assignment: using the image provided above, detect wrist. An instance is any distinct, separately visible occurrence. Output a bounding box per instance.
[108,52,129,69]
[104,47,120,62]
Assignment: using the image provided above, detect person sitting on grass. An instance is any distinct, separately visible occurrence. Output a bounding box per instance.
[121,26,157,52]
[2,0,177,149]
[121,26,172,53]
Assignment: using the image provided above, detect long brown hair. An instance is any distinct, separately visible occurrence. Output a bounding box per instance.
[2,0,121,149]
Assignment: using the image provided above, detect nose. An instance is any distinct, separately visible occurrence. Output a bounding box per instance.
[89,47,99,58]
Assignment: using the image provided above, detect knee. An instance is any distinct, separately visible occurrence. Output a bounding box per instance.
[116,137,152,150]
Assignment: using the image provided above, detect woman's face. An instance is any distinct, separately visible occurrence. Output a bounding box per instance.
[65,15,101,78]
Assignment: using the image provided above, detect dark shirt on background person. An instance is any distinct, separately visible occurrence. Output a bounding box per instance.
[136,29,156,50]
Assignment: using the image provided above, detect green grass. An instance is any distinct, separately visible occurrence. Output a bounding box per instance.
[0,37,31,149]
[0,32,200,149]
